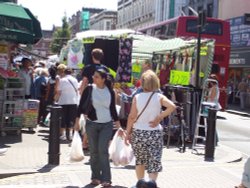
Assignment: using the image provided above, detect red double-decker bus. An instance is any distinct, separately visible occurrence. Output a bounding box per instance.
[139,16,230,110]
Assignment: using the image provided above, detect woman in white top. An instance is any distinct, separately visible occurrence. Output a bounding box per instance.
[207,74,221,110]
[125,70,176,183]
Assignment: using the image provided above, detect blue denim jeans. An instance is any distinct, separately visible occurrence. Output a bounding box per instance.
[86,120,113,183]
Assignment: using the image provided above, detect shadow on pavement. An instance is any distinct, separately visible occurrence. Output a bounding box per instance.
[21,129,36,134]
[217,115,227,120]
[37,164,57,173]
[0,172,37,179]
[0,134,22,145]
[81,185,127,188]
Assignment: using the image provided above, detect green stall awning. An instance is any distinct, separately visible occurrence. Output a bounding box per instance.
[0,2,42,44]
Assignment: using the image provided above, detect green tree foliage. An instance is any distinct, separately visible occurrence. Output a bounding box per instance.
[50,16,71,54]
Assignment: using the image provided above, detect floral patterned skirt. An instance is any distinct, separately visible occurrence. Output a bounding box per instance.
[131,129,163,173]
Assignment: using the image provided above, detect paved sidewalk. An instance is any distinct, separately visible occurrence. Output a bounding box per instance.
[0,124,244,188]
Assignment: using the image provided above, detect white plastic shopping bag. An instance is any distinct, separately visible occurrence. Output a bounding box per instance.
[119,143,134,166]
[79,115,86,135]
[69,132,84,162]
[109,128,134,166]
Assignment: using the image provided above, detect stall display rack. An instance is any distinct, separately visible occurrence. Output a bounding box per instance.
[0,77,25,136]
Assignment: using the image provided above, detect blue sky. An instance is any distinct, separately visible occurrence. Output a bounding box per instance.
[18,0,117,30]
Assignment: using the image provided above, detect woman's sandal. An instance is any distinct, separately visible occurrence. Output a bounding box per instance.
[101,182,112,187]
[90,179,101,185]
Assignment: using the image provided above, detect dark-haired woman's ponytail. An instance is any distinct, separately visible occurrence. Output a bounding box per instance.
[105,73,114,91]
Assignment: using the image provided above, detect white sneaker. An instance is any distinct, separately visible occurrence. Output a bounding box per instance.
[60,135,67,141]
[0,148,7,155]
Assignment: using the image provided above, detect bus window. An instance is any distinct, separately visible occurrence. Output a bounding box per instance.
[186,19,223,35]
[165,22,177,38]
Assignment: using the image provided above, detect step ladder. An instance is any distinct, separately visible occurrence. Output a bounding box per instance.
[192,78,218,153]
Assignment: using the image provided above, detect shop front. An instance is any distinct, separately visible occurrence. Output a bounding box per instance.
[228,15,250,108]
[229,49,250,107]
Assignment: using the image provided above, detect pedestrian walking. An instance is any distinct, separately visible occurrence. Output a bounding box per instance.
[18,58,33,99]
[75,68,120,187]
[45,65,57,106]
[57,67,79,141]
[238,78,248,110]
[79,48,109,150]
[125,70,176,183]
[33,68,48,124]
[207,74,221,110]
[54,64,66,103]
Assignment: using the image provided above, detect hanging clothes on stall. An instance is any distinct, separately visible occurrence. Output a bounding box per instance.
[116,38,133,82]
[67,40,84,69]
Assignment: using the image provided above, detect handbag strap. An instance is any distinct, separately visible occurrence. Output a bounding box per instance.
[67,79,78,95]
[135,92,155,123]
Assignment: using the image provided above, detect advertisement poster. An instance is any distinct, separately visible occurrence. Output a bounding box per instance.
[23,100,39,128]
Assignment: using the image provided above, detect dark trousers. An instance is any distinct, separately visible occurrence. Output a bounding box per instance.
[86,120,113,183]
[61,104,77,129]
[38,97,46,123]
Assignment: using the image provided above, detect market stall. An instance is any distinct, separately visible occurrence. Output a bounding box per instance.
[0,2,42,135]
[152,38,215,140]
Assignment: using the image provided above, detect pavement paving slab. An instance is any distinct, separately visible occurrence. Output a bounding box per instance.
[0,123,245,187]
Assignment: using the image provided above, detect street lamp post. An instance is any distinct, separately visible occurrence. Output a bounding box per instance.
[195,10,206,89]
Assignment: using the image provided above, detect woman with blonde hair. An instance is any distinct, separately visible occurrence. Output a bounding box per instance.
[125,70,176,183]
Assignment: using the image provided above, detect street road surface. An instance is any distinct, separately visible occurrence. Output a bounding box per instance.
[217,111,250,157]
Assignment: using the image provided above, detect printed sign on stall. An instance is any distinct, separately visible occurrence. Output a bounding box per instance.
[169,70,190,85]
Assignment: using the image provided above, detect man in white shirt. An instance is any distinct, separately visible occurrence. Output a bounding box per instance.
[19,58,33,99]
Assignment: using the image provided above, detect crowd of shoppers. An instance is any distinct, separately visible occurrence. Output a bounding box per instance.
[17,51,178,187]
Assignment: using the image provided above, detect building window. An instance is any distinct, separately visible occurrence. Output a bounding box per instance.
[106,21,111,30]
[198,6,203,12]
[207,3,213,17]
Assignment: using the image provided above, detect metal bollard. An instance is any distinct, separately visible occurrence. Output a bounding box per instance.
[48,105,62,165]
[205,108,217,161]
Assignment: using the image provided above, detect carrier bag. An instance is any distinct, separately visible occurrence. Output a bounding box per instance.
[69,131,84,162]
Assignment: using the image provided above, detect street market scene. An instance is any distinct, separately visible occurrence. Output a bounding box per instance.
[0,0,250,188]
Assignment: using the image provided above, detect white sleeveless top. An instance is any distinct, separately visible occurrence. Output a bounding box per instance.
[134,92,163,131]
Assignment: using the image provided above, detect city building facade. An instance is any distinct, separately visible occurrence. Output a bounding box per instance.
[218,0,250,88]
[90,10,117,30]
[32,29,55,57]
[155,0,188,22]
[182,0,219,18]
[117,0,156,30]
[68,8,104,37]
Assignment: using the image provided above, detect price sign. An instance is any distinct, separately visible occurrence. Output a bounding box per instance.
[83,37,95,44]
[169,70,190,85]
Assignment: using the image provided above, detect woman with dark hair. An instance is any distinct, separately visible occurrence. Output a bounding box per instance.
[75,68,120,187]
[45,65,57,106]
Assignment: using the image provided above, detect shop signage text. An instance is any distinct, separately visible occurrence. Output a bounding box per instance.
[230,51,250,67]
[229,16,250,48]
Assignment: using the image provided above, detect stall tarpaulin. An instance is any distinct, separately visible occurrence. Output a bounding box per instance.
[0,2,42,44]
